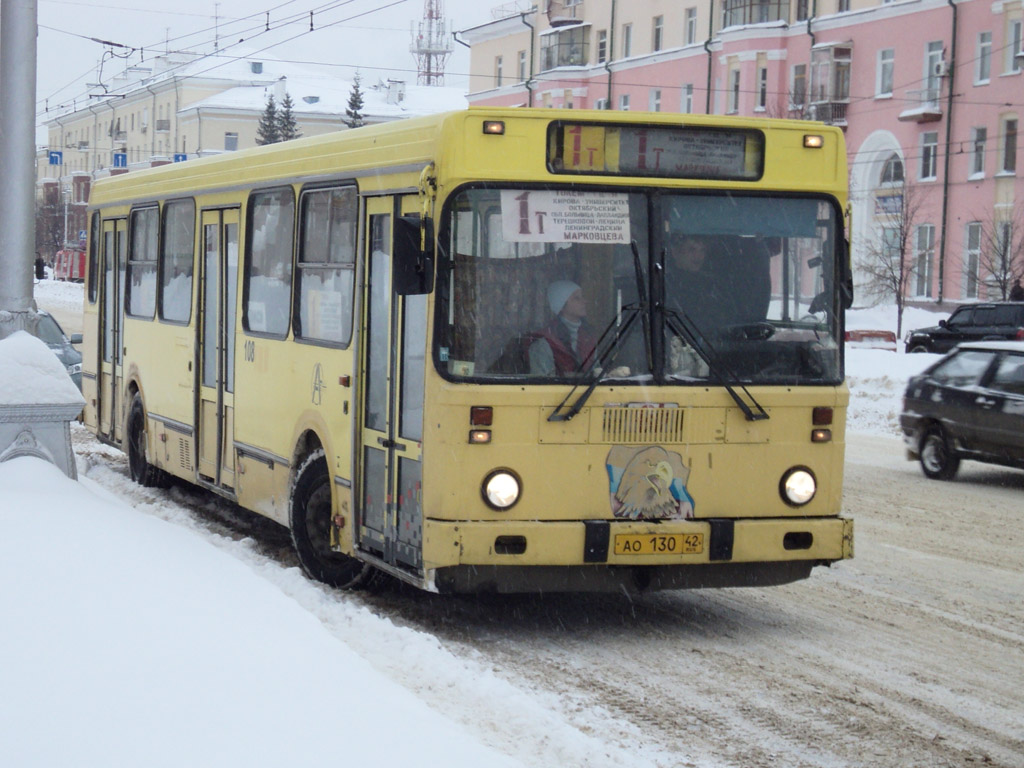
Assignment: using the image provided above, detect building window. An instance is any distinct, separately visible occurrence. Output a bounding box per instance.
[810,45,851,103]
[791,64,807,106]
[596,30,607,63]
[1001,117,1018,173]
[619,94,630,111]
[653,16,663,52]
[496,56,503,87]
[837,0,850,11]
[595,97,608,110]
[682,83,694,113]
[622,23,632,58]
[224,132,238,151]
[541,25,589,70]
[686,8,698,45]
[518,50,527,81]
[880,153,904,185]
[796,0,809,21]
[649,89,662,111]
[971,127,987,177]
[925,41,945,100]
[1008,19,1023,73]
[965,222,982,299]
[877,49,894,97]
[920,131,938,180]
[915,224,935,297]
[728,68,741,113]
[977,32,992,83]
[757,66,768,109]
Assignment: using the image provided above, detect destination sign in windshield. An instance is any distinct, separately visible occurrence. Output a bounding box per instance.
[547,122,764,181]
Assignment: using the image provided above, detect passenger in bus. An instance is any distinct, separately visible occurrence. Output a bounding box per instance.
[528,280,598,376]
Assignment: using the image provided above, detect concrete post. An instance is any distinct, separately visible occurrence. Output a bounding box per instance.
[0,0,82,480]
[0,0,40,338]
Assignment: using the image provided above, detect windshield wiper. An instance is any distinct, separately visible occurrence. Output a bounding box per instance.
[548,241,650,422]
[662,306,769,422]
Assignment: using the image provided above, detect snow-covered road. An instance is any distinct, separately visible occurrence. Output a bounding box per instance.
[9,281,1021,767]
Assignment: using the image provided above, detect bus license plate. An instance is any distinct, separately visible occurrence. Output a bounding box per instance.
[613,533,704,556]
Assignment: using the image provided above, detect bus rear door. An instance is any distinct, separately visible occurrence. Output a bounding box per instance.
[358,196,426,572]
[98,218,126,443]
[197,208,239,491]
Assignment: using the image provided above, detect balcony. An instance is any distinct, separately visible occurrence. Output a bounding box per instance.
[807,101,848,127]
[113,130,127,142]
[898,87,943,123]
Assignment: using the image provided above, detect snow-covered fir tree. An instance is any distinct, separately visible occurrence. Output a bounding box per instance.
[344,73,365,129]
[255,95,279,145]
[277,93,301,141]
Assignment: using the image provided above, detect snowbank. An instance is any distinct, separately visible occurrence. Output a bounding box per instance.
[0,457,525,768]
[0,330,84,406]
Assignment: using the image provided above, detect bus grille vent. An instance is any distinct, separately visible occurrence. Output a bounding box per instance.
[179,439,192,471]
[601,407,685,444]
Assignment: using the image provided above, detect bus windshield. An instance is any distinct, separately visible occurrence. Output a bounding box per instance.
[436,186,842,386]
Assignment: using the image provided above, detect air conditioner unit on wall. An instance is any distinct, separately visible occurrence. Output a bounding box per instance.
[933,60,950,77]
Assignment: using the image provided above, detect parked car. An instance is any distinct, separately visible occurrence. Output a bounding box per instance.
[36,310,82,390]
[904,302,1024,354]
[900,341,1024,480]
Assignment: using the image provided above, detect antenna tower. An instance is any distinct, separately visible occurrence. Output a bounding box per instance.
[410,0,453,86]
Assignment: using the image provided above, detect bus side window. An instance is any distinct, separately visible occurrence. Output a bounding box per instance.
[295,186,356,345]
[244,187,295,336]
[159,199,195,323]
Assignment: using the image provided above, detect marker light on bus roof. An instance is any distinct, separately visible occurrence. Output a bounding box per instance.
[803,134,825,148]
[780,467,816,506]
[482,120,506,135]
[483,469,520,510]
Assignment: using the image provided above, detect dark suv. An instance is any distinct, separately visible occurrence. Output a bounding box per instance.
[904,302,1024,354]
[900,341,1024,480]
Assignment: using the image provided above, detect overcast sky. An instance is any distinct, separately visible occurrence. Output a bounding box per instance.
[35,0,497,129]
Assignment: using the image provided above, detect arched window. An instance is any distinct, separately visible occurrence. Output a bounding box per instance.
[880,153,904,184]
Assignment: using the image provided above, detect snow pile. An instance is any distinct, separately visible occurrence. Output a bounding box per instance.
[0,330,84,406]
[0,456,528,768]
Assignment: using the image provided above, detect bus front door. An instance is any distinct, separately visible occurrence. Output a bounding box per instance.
[358,197,426,572]
[197,208,239,491]
[98,218,126,443]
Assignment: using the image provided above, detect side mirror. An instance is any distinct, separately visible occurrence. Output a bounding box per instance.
[393,215,435,296]
[70,333,83,344]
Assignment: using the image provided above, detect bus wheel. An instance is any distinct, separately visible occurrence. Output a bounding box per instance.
[919,426,960,480]
[126,393,169,488]
[290,450,373,589]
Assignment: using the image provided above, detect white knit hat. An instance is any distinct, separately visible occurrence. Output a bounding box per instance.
[548,280,581,315]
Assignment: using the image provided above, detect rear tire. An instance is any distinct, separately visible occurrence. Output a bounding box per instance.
[289,450,373,589]
[919,426,960,480]
[908,345,928,354]
[126,393,170,488]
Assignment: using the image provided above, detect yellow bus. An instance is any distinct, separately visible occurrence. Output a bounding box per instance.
[81,108,854,593]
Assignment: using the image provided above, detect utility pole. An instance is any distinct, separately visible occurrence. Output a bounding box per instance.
[0,0,84,480]
[0,0,41,338]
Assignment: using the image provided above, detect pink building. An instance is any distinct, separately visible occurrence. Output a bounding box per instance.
[462,0,1024,309]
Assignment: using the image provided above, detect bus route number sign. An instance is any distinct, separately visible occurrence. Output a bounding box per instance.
[613,533,704,556]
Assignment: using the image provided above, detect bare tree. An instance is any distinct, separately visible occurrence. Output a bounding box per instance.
[855,180,927,339]
[974,206,1024,300]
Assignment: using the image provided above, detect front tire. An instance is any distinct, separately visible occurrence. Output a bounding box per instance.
[919,426,960,480]
[126,393,169,488]
[289,450,373,589]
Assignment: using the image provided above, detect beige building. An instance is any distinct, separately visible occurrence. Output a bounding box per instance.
[35,49,467,259]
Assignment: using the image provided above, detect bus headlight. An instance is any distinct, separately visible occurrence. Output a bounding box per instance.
[66,363,81,376]
[780,467,816,506]
[482,469,521,510]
